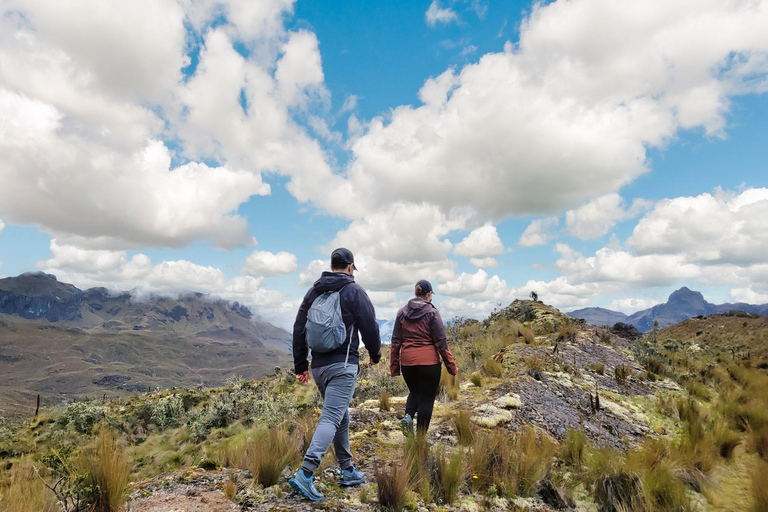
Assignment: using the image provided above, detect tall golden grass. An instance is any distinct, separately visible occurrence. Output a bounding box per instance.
[77,427,132,512]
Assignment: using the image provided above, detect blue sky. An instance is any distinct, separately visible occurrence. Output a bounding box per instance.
[1,0,767,329]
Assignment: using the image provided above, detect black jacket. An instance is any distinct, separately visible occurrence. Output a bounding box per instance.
[293,271,381,373]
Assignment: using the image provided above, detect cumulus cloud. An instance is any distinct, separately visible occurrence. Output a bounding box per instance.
[519,217,559,247]
[243,250,298,277]
[628,188,768,265]
[323,203,462,290]
[437,269,511,301]
[565,193,650,239]
[555,243,701,287]
[609,298,662,314]
[0,0,349,248]
[0,219,5,236]
[345,0,768,222]
[454,224,504,266]
[425,1,459,27]
[36,239,290,324]
[437,297,501,321]
[729,287,768,305]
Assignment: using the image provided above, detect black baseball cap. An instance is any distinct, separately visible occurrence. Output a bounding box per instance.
[416,279,433,295]
[331,247,357,270]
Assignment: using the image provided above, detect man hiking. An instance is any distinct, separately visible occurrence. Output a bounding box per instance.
[289,247,382,502]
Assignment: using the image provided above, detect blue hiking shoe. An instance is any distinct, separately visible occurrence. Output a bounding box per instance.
[288,470,324,501]
[339,466,365,486]
[401,414,414,437]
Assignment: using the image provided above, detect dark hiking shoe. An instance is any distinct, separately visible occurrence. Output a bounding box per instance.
[401,414,414,437]
[339,466,365,486]
[289,470,324,501]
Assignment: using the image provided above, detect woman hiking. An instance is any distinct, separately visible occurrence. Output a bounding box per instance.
[390,280,458,436]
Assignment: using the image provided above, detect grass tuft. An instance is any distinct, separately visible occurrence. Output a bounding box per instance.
[78,427,132,512]
[375,459,411,511]
[379,389,391,412]
[452,409,474,447]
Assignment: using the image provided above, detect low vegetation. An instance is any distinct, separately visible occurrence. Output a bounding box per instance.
[2,300,768,511]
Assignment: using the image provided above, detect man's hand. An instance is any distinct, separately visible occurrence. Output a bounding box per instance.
[296,371,309,385]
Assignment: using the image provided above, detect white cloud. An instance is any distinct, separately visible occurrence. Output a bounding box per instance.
[324,202,461,290]
[609,298,661,314]
[437,269,511,301]
[243,250,298,277]
[729,287,768,305]
[0,219,5,236]
[628,188,768,265]
[454,224,504,260]
[512,277,596,310]
[36,239,290,324]
[437,297,501,321]
[0,0,352,248]
[555,243,701,287]
[519,217,559,247]
[299,259,329,287]
[425,1,459,27]
[345,0,768,222]
[565,193,650,239]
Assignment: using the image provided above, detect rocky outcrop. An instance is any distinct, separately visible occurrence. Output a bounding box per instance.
[0,272,82,321]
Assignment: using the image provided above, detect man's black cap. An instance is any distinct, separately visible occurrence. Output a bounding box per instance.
[331,247,357,270]
[415,279,433,295]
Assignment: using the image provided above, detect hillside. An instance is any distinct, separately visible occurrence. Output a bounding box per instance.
[570,286,768,331]
[0,273,292,415]
[4,298,767,511]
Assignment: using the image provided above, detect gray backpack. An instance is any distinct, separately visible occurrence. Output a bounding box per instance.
[306,285,352,361]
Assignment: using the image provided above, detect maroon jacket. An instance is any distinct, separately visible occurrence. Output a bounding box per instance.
[390,298,458,376]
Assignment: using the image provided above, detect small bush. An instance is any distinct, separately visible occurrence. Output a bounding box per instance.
[375,459,411,511]
[525,355,546,380]
[521,324,535,344]
[749,424,768,461]
[453,409,474,447]
[615,364,631,385]
[589,363,605,375]
[685,381,712,401]
[379,389,391,412]
[470,372,483,387]
[599,330,612,344]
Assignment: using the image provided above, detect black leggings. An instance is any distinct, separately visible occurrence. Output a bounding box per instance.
[401,364,442,434]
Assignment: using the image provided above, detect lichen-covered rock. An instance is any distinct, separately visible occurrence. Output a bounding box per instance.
[472,403,513,428]
[493,394,522,409]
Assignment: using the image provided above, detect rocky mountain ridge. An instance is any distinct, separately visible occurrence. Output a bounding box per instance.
[570,286,768,331]
[0,272,292,415]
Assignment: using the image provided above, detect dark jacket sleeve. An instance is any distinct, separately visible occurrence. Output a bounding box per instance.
[351,285,381,364]
[389,312,403,376]
[430,309,457,375]
[292,289,315,374]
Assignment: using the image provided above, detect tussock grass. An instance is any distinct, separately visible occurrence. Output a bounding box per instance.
[470,372,483,387]
[614,364,631,385]
[379,389,391,412]
[0,464,58,512]
[375,459,411,512]
[560,428,587,470]
[588,362,606,375]
[482,357,503,377]
[222,426,300,487]
[223,478,238,500]
[468,425,556,497]
[452,409,474,447]
[435,446,463,505]
[440,368,460,401]
[77,428,132,512]
[556,320,579,342]
[752,459,768,512]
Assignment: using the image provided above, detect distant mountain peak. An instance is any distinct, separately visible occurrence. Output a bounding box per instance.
[667,287,706,304]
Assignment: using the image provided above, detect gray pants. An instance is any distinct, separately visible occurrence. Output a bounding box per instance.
[301,362,358,474]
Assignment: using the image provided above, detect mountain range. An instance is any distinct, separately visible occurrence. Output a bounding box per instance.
[0,272,292,415]
[569,286,768,331]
